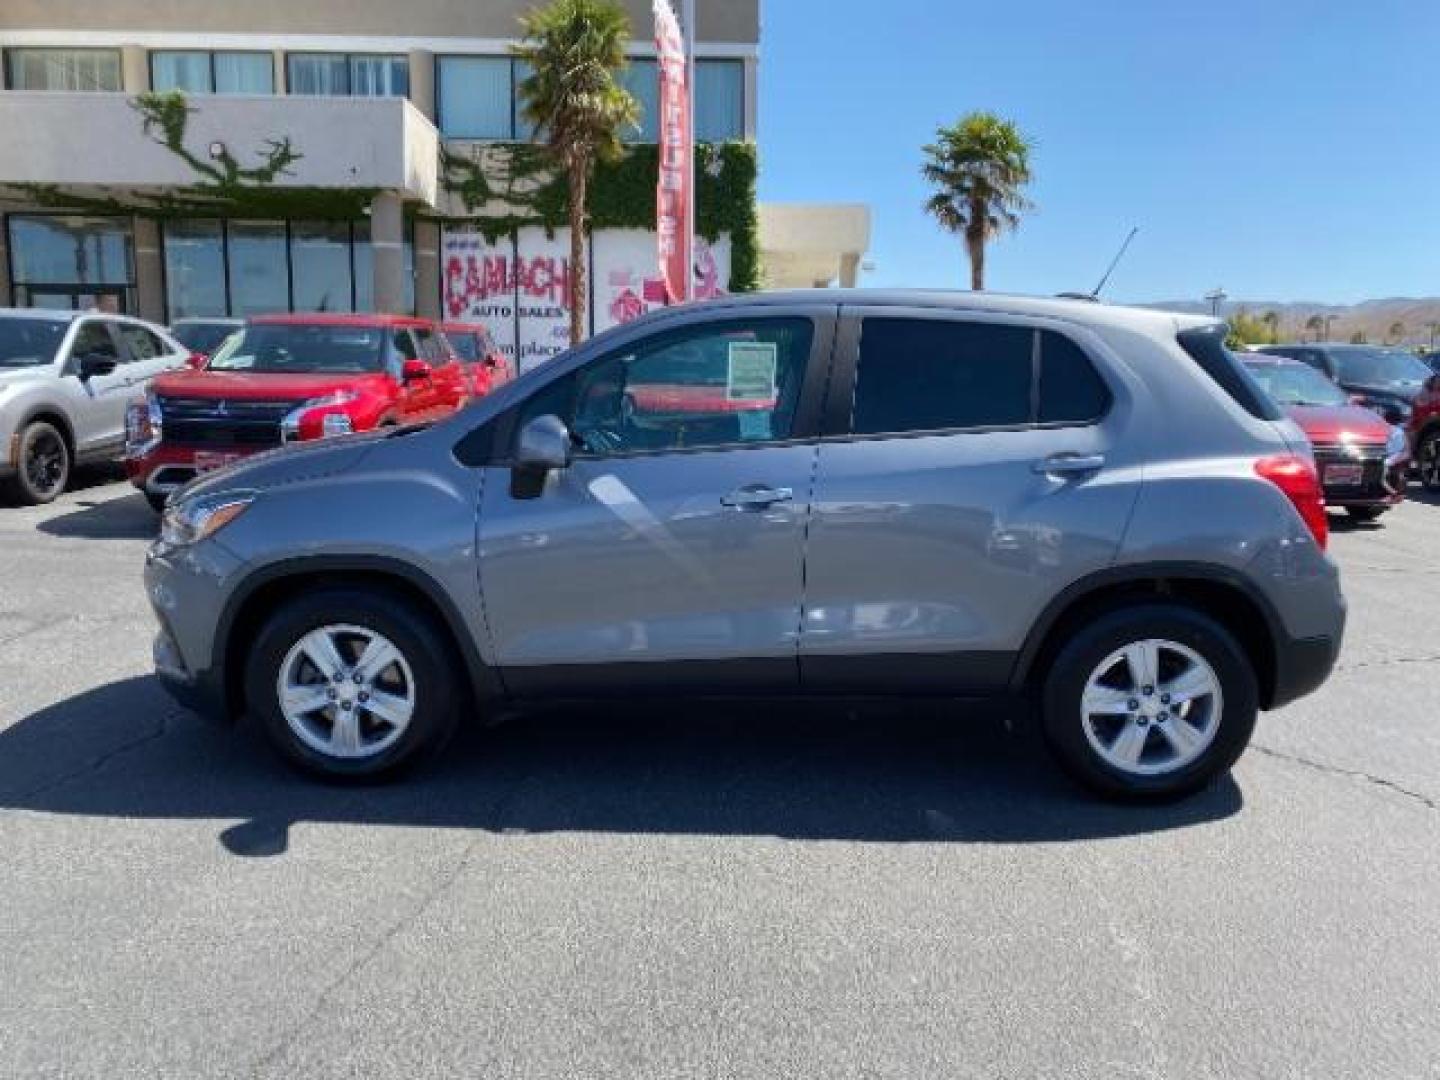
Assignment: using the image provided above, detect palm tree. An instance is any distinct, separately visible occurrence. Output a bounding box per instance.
[1387,320,1405,345]
[1304,315,1324,342]
[921,112,1035,290]
[515,0,639,346]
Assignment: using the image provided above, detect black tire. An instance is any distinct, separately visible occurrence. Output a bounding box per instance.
[1345,505,1386,522]
[145,490,170,514]
[1417,429,1440,492]
[244,587,461,780]
[1040,603,1258,801]
[1,420,70,506]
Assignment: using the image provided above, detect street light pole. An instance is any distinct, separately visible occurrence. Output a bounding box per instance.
[1204,288,1227,318]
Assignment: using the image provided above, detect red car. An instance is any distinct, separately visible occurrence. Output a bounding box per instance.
[441,322,515,398]
[1243,354,1409,521]
[125,314,469,510]
[1408,368,1440,491]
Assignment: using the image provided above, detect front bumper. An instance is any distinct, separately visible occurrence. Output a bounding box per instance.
[145,540,241,722]
[1314,446,1408,508]
[127,443,268,496]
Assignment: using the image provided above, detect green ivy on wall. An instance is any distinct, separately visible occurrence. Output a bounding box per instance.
[2,91,761,292]
[441,140,759,292]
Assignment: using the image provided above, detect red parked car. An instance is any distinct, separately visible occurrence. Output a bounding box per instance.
[1408,368,1440,491]
[1243,354,1409,521]
[441,322,515,398]
[126,314,468,510]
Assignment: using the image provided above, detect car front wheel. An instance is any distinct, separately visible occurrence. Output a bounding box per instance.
[1041,604,1258,800]
[2,420,70,505]
[245,588,461,779]
[1418,430,1440,492]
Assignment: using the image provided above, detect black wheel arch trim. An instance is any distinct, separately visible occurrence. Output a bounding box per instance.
[1009,561,1290,699]
[213,554,505,718]
[16,407,77,457]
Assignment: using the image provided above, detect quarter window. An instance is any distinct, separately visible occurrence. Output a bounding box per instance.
[852,319,1033,434]
[1038,330,1111,424]
[514,319,814,455]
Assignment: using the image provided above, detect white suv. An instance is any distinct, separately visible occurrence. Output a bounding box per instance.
[0,308,189,504]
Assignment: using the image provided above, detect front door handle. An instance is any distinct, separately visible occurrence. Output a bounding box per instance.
[721,484,794,509]
[1034,453,1106,477]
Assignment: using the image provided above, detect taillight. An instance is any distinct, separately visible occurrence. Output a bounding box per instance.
[1255,454,1328,551]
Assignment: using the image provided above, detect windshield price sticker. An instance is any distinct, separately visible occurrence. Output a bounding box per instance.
[727,342,778,402]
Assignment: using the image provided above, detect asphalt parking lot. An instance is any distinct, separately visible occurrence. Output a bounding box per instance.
[1,472,1437,1079]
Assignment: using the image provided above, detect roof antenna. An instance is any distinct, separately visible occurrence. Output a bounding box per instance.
[1091,226,1138,298]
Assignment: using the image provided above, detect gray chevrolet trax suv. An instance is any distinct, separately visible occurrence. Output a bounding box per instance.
[145,292,1345,799]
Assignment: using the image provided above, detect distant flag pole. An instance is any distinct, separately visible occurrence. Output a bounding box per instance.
[653,0,693,304]
[682,0,696,300]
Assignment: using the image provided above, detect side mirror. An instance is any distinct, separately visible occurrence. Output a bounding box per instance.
[514,414,572,472]
[401,358,432,383]
[78,352,118,379]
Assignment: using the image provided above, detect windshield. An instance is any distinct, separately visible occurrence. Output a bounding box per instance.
[1333,347,1431,387]
[172,322,239,355]
[208,323,387,374]
[0,317,67,368]
[1243,362,1350,407]
[447,332,480,362]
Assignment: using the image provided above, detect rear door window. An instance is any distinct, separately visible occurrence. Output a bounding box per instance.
[116,323,167,363]
[851,318,1032,434]
[849,318,1110,434]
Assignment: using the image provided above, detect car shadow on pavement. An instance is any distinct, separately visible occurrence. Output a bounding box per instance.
[36,490,157,540]
[0,676,1242,857]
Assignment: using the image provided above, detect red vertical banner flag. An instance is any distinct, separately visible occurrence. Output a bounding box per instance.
[654,0,691,304]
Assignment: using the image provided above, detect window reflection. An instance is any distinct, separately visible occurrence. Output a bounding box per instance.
[226,221,288,316]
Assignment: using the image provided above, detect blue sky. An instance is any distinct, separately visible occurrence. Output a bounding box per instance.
[757,0,1439,304]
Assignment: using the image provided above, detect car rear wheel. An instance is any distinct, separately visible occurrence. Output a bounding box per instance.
[1345,505,1385,522]
[245,588,461,779]
[1041,603,1257,800]
[2,420,70,506]
[1418,430,1440,492]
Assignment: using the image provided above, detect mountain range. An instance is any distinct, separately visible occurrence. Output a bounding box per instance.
[1140,297,1440,347]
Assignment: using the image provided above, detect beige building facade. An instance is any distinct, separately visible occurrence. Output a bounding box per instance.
[0,0,759,341]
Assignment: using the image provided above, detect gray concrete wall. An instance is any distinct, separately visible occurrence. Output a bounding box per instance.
[0,93,440,203]
[0,0,758,43]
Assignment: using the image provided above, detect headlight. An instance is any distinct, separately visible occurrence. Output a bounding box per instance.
[281,390,361,442]
[125,392,163,455]
[1387,425,1408,458]
[159,491,254,547]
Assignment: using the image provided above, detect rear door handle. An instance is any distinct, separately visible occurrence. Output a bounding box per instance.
[721,484,794,509]
[1034,453,1106,477]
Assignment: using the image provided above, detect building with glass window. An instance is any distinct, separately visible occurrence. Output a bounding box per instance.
[0,0,762,363]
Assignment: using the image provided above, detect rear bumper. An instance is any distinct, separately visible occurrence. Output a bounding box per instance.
[1270,632,1343,709]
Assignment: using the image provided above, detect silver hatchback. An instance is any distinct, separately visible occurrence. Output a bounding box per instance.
[145,291,1345,799]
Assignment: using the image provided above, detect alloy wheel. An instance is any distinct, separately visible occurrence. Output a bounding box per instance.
[24,428,67,499]
[277,624,416,760]
[1080,638,1223,777]
[1421,435,1440,491]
